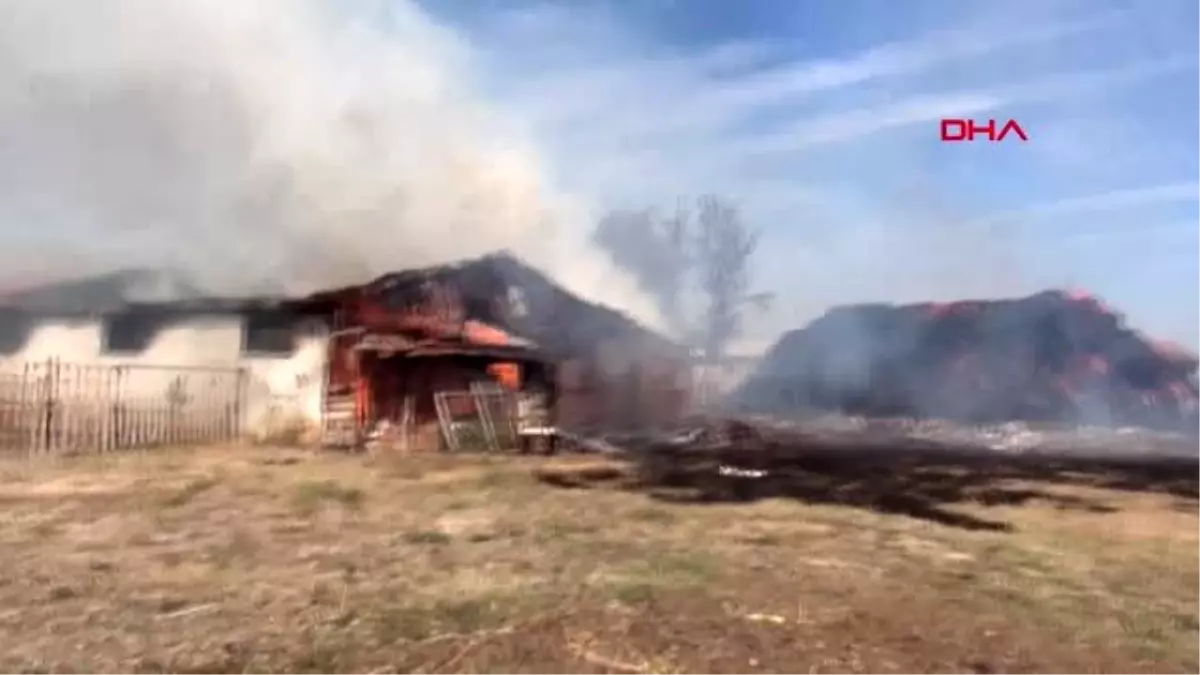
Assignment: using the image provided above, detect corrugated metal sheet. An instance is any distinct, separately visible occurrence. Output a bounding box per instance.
[354,333,416,353]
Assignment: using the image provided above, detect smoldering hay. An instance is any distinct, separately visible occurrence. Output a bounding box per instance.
[0,0,665,330]
[732,289,1199,433]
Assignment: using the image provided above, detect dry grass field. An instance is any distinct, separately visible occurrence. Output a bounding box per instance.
[0,445,1195,673]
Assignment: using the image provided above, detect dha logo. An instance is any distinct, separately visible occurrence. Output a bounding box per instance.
[940,118,1029,143]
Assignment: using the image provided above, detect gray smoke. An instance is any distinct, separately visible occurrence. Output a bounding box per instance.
[0,0,664,328]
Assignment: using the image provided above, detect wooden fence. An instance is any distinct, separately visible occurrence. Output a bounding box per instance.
[0,359,247,457]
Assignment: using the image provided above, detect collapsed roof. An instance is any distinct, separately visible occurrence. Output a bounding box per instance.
[289,251,682,362]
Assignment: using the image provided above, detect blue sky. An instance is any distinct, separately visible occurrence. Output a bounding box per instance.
[416,0,1199,349]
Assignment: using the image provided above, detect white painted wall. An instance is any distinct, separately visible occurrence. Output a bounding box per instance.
[8,318,102,361]
[242,334,327,439]
[0,314,328,438]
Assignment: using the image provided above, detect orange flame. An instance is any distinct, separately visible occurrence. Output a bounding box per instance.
[463,319,513,346]
[488,362,521,390]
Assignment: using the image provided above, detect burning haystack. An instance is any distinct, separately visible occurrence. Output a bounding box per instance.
[732,290,1198,433]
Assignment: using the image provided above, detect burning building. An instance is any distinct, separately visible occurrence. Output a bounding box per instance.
[284,252,691,449]
[0,254,691,453]
[732,290,1198,433]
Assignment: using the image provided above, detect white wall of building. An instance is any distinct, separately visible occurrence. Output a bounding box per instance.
[242,334,327,440]
[8,318,102,361]
[0,315,328,438]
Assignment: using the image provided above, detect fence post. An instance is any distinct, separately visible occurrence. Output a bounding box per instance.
[29,361,40,455]
[100,367,110,454]
[233,367,248,442]
[38,358,53,455]
[19,363,30,457]
[168,375,181,446]
[113,366,125,451]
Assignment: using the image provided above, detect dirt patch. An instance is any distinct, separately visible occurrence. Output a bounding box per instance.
[0,446,1194,673]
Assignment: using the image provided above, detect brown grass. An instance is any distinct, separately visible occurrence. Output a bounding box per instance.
[0,446,1194,673]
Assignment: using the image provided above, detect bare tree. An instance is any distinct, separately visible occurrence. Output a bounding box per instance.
[594,194,770,365]
[690,194,771,367]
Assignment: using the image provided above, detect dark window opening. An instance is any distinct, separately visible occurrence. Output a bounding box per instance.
[244,313,296,355]
[104,313,160,354]
[0,312,34,355]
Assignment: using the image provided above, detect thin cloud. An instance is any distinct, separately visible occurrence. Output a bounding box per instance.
[1052,220,1199,245]
[982,182,1200,223]
[725,54,1193,156]
[696,10,1123,112]
[501,8,1128,146]
[1028,183,1199,216]
[728,92,1002,155]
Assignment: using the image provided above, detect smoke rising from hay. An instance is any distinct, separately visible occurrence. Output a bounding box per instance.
[0,0,664,328]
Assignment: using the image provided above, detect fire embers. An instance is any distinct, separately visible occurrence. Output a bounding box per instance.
[734,290,1198,433]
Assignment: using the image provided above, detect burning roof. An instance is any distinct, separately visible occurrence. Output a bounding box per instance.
[294,251,682,363]
[0,252,682,367]
[732,290,1198,433]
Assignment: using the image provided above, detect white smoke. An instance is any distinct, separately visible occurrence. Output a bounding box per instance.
[0,0,664,327]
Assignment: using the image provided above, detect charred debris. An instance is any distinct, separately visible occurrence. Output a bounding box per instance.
[599,289,1198,501]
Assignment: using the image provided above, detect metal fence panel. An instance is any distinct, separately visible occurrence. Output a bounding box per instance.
[430,387,525,453]
[0,359,246,457]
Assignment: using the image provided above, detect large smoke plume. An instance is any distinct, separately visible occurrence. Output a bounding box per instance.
[0,0,664,328]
